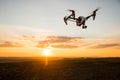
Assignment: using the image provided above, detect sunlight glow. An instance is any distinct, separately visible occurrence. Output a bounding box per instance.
[43,48,51,56]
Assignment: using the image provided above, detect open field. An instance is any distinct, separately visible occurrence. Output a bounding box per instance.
[0,57,120,80]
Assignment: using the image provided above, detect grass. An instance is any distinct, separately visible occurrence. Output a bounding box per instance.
[0,57,120,80]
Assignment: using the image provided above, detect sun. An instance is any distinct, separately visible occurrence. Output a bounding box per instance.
[43,48,51,57]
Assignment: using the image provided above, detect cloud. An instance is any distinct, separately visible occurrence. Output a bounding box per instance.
[44,36,82,43]
[37,36,83,48]
[0,41,23,47]
[20,35,38,42]
[90,43,120,49]
[37,36,120,49]
[1,33,120,49]
[52,44,79,49]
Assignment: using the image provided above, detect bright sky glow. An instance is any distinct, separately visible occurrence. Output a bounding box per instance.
[43,48,51,57]
[0,0,120,57]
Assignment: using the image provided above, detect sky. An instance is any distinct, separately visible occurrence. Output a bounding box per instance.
[0,0,120,57]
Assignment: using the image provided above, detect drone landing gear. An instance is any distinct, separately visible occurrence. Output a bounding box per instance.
[82,26,87,29]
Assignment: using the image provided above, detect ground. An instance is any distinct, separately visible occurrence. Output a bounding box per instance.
[0,57,120,80]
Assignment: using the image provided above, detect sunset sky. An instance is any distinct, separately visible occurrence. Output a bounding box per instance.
[0,0,120,57]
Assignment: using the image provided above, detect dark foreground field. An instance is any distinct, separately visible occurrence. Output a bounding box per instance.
[0,57,120,80]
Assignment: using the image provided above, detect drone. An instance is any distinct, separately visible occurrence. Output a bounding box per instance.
[64,8,100,29]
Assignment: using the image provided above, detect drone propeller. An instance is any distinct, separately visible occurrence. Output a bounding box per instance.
[93,8,100,12]
[67,9,75,11]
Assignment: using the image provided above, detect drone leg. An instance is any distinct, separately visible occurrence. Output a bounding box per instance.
[76,19,79,26]
[82,21,85,29]
[82,22,87,29]
[76,19,81,26]
[82,25,84,29]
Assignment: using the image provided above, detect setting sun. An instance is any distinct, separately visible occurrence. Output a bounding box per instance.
[43,48,51,57]
[42,47,52,66]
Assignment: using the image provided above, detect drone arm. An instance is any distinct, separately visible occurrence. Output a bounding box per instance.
[86,8,100,20]
[91,8,100,20]
[86,11,97,20]
[86,15,92,20]
[64,16,68,25]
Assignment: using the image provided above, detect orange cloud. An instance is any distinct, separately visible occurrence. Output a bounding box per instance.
[22,35,36,40]
[37,36,83,48]
[1,34,120,50]
[89,43,120,49]
[0,41,23,47]
[43,36,82,43]
[37,36,120,49]
[52,44,79,49]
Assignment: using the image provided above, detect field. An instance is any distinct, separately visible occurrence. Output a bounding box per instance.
[0,57,120,80]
